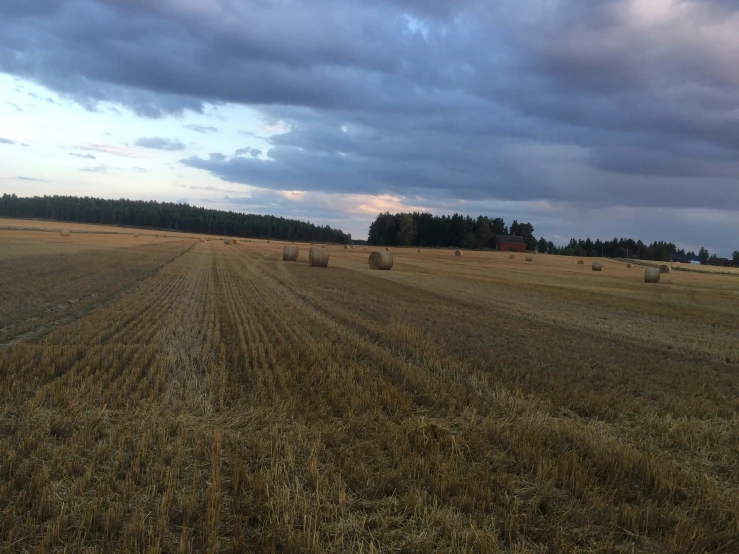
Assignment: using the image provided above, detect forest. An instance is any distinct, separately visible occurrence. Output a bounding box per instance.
[367,212,538,250]
[367,211,713,262]
[0,194,351,243]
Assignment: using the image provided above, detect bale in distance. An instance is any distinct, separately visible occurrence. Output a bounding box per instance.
[659,265,671,274]
[308,246,329,267]
[577,259,584,265]
[592,261,603,271]
[369,251,394,270]
[60,228,71,237]
[645,267,661,283]
[224,238,230,245]
[627,263,632,268]
[134,234,139,239]
[155,234,160,238]
[283,244,299,261]
[344,244,349,250]
[417,248,421,253]
[455,250,463,257]
[525,254,533,262]
[385,247,390,251]
[509,254,515,260]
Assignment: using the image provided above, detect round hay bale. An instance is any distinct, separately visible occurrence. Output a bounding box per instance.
[627,263,632,268]
[592,261,603,271]
[525,254,533,262]
[155,234,160,238]
[308,246,329,267]
[659,264,671,274]
[363,246,368,251]
[509,254,515,260]
[351,245,354,249]
[369,251,394,270]
[645,267,661,283]
[283,244,299,261]
[344,244,349,250]
[60,228,71,237]
[577,259,584,265]
[455,250,463,257]
[417,248,421,253]
[385,247,390,251]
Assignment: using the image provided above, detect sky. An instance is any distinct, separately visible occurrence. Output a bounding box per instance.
[1,0,738,253]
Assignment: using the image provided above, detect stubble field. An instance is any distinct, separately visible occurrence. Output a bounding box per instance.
[1,224,738,553]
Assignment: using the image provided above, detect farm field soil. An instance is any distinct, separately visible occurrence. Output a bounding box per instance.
[1,229,738,553]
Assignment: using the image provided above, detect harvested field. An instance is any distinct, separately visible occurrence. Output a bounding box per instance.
[1,225,738,553]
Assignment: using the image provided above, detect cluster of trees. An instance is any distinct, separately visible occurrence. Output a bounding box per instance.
[367,212,537,250]
[0,194,351,243]
[551,238,678,261]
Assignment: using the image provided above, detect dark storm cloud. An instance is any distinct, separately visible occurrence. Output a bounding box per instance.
[2,0,739,216]
[135,137,185,151]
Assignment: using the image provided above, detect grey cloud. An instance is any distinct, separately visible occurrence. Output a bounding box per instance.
[250,149,261,157]
[0,137,28,146]
[184,124,219,133]
[2,0,739,240]
[15,176,48,182]
[80,165,108,173]
[135,137,185,151]
[70,152,96,159]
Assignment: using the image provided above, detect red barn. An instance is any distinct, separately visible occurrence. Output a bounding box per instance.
[496,235,527,252]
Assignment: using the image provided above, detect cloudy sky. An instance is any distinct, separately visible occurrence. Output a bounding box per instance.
[1,0,738,253]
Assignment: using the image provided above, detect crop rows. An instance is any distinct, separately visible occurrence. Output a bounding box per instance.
[1,240,737,552]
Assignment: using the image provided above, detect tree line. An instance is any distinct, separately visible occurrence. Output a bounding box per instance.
[368,212,538,250]
[551,237,677,261]
[0,194,351,243]
[367,211,738,264]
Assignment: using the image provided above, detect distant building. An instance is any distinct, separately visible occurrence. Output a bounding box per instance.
[708,258,732,267]
[670,254,702,264]
[495,235,527,252]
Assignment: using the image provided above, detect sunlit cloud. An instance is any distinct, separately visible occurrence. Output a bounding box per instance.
[76,143,152,159]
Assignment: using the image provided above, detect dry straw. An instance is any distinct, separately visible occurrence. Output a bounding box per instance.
[455,250,463,256]
[369,251,394,270]
[592,261,603,271]
[60,228,71,237]
[645,267,661,283]
[660,265,671,274]
[309,246,329,267]
[526,254,533,262]
[134,234,139,239]
[283,244,299,261]
[577,259,584,265]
